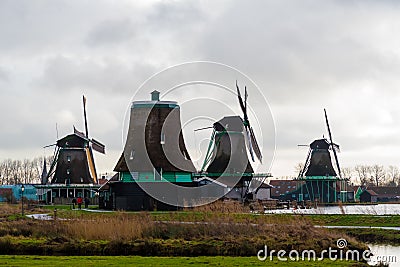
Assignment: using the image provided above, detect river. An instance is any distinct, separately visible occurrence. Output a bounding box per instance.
[368,244,400,266]
[264,203,400,215]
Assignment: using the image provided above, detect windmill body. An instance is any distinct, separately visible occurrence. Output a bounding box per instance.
[36,96,105,204]
[114,90,196,177]
[284,109,350,203]
[292,138,340,203]
[304,139,337,177]
[51,133,98,185]
[205,116,254,187]
[105,91,196,211]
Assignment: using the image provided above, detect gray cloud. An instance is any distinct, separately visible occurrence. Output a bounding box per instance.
[85,18,138,47]
[1,1,400,177]
[36,55,157,94]
[0,67,9,82]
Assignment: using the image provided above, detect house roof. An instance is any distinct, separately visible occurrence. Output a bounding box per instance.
[98,173,119,191]
[258,183,273,189]
[362,190,378,196]
[366,186,400,198]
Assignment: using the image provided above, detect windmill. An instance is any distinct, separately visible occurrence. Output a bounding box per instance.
[46,96,105,185]
[294,109,346,203]
[111,91,196,211]
[200,82,264,199]
[299,109,341,178]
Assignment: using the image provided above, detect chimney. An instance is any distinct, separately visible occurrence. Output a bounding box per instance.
[151,90,160,101]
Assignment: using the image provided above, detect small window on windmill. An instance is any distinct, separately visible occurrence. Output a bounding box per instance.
[160,133,165,145]
[131,172,139,180]
[154,168,162,181]
[130,150,135,160]
[80,177,83,183]
[67,156,71,162]
[66,169,70,175]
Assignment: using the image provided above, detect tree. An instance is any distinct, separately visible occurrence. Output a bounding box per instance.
[0,188,14,203]
[341,167,353,180]
[386,166,399,187]
[371,164,385,187]
[355,165,371,186]
[294,162,305,177]
[0,157,48,185]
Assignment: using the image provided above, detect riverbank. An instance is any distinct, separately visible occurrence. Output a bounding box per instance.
[0,203,368,258]
[0,255,369,266]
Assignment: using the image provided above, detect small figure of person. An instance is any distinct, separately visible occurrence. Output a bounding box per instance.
[77,196,83,209]
[72,198,77,209]
[84,197,90,209]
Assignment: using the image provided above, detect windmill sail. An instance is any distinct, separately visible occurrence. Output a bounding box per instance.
[91,138,105,154]
[236,81,262,163]
[249,127,262,162]
[324,109,341,178]
[46,95,105,185]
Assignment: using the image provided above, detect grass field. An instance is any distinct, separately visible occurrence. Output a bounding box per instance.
[36,204,400,228]
[0,256,368,266]
[0,202,396,262]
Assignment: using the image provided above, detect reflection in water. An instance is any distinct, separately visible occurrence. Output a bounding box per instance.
[367,244,400,267]
[264,204,400,215]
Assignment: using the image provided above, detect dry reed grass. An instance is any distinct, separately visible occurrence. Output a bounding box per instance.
[0,203,18,216]
[191,200,250,213]
[64,212,153,241]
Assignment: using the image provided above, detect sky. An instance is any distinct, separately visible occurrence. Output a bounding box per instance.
[1,0,400,178]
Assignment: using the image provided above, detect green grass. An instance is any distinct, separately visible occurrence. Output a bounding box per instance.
[306,214,400,227]
[335,228,400,245]
[32,205,400,228]
[0,256,368,266]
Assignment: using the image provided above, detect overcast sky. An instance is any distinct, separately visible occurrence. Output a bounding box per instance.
[1,0,400,178]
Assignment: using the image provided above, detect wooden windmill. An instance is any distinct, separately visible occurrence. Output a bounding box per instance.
[294,109,346,203]
[200,82,265,199]
[47,96,105,185]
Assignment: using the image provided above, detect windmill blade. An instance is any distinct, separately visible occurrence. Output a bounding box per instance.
[43,144,56,148]
[245,127,255,162]
[324,108,341,178]
[249,126,262,162]
[236,81,247,121]
[244,86,248,111]
[83,95,89,138]
[91,138,105,154]
[331,143,340,153]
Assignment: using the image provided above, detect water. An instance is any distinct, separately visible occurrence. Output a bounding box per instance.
[318,225,400,231]
[368,244,400,266]
[264,204,400,215]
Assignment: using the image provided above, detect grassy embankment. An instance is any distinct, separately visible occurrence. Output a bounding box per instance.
[304,214,400,245]
[0,202,368,258]
[0,255,369,266]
